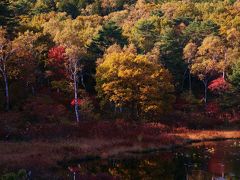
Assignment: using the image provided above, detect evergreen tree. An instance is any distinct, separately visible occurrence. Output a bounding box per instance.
[89,21,127,55]
[0,0,16,32]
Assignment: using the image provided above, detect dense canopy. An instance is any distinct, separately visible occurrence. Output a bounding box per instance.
[0,0,239,121]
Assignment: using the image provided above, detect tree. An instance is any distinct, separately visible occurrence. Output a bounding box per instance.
[159,26,186,91]
[0,27,14,110]
[182,20,219,45]
[229,60,240,90]
[89,21,127,56]
[100,0,126,15]
[48,46,66,80]
[44,15,102,122]
[160,1,200,21]
[56,0,90,18]
[47,46,69,93]
[0,0,17,32]
[183,42,198,93]
[131,17,160,52]
[89,0,102,15]
[22,12,69,33]
[10,0,34,16]
[223,28,240,78]
[190,36,224,103]
[0,27,38,110]
[96,44,175,119]
[32,0,56,15]
[13,31,41,95]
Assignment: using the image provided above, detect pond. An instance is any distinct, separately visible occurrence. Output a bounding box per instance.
[59,140,240,180]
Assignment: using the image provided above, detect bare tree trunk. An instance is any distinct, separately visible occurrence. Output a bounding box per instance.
[188,70,192,94]
[182,68,188,91]
[31,85,35,96]
[223,50,227,79]
[203,80,208,104]
[131,101,136,120]
[80,74,86,90]
[204,83,207,104]
[114,103,117,113]
[2,72,9,111]
[73,69,80,122]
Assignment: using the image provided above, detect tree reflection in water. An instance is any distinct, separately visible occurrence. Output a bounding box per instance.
[63,140,240,180]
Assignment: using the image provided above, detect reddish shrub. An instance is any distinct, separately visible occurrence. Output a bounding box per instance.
[22,95,70,123]
[208,77,230,94]
[205,102,220,114]
[70,99,82,106]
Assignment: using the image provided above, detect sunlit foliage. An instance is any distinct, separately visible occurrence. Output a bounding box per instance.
[96,44,175,119]
[0,0,240,121]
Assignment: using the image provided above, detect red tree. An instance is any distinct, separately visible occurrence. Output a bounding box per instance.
[48,46,67,79]
[48,46,65,62]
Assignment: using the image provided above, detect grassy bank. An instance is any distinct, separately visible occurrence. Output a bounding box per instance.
[1,120,240,177]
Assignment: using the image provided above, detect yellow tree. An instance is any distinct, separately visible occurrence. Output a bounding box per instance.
[13,31,40,95]
[96,44,175,119]
[0,27,14,111]
[44,15,102,122]
[190,36,224,103]
[0,27,38,110]
[225,28,240,73]
[183,42,198,93]
[161,1,200,20]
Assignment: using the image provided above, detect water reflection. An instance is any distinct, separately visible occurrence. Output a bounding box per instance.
[62,140,240,180]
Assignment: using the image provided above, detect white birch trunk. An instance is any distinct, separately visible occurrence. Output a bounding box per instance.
[203,80,208,104]
[73,65,80,122]
[2,72,9,111]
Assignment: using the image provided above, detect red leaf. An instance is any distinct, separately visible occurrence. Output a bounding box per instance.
[71,99,82,106]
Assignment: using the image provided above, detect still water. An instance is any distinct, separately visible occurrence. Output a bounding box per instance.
[59,140,240,179]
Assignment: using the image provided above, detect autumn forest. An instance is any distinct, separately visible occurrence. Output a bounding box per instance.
[0,0,240,179]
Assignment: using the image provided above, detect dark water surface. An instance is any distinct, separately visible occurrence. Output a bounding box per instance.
[57,140,240,180]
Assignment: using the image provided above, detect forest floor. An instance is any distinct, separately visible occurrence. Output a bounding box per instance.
[1,117,240,176]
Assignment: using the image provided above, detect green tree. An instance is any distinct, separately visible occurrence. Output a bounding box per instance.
[10,0,34,16]
[131,17,160,52]
[89,21,127,55]
[32,0,56,14]
[0,0,17,32]
[229,60,240,90]
[56,0,90,18]
[90,0,102,15]
[182,20,219,45]
[159,26,186,91]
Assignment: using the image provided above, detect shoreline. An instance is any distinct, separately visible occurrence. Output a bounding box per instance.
[123,136,240,156]
[1,130,240,170]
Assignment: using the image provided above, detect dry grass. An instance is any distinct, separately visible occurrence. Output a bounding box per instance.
[1,120,240,176]
[175,130,240,140]
[1,130,240,173]
[0,138,130,175]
